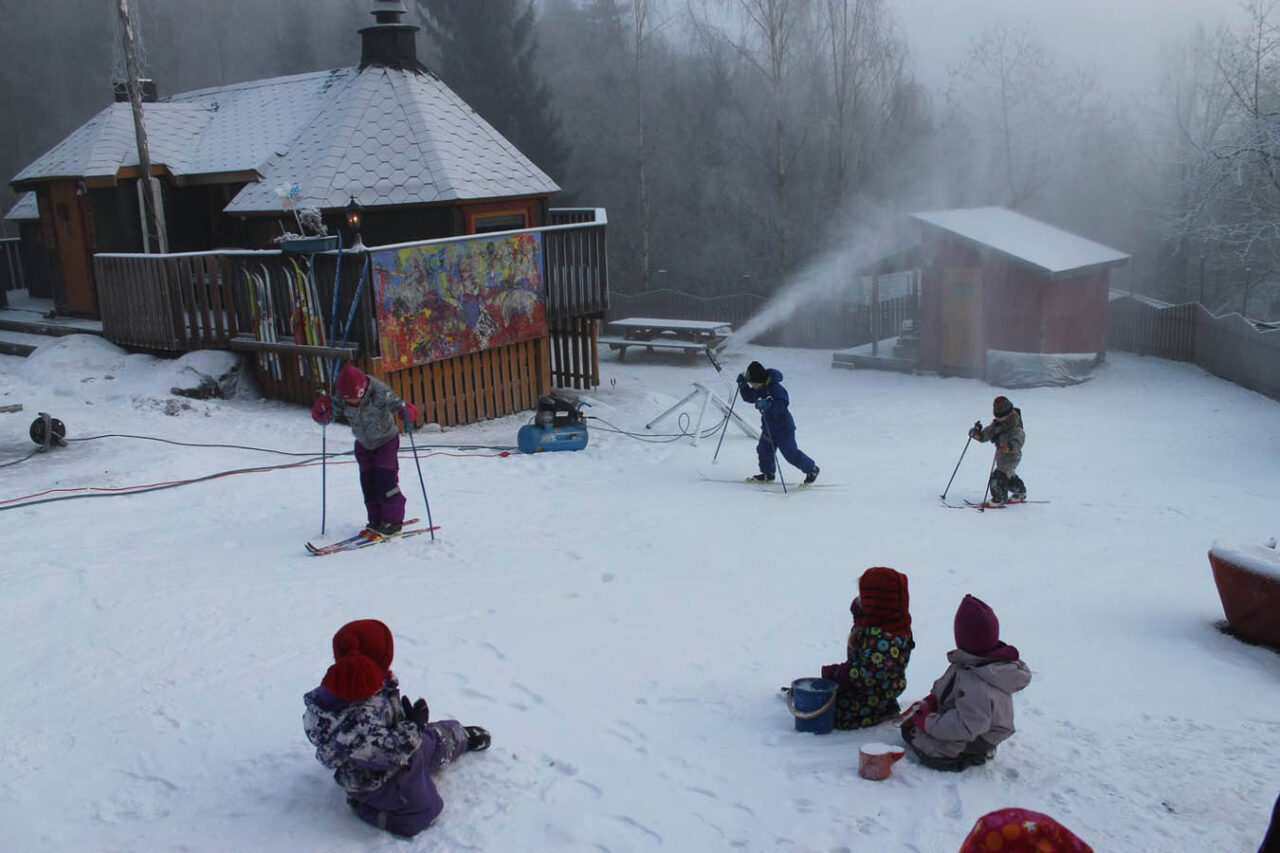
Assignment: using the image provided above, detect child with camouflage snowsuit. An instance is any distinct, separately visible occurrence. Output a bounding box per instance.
[969,395,1026,504]
[736,360,820,484]
[819,567,914,729]
[900,595,1032,771]
[311,364,417,535]
[303,619,490,838]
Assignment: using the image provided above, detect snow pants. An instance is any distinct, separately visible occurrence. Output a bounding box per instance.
[355,435,405,526]
[349,720,469,838]
[757,428,816,477]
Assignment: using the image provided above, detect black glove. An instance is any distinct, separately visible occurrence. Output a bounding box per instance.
[401,696,430,728]
[736,372,747,384]
[969,421,982,440]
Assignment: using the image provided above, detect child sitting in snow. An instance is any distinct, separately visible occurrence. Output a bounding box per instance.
[969,395,1026,505]
[311,364,418,536]
[819,567,915,728]
[900,594,1031,771]
[303,619,490,838]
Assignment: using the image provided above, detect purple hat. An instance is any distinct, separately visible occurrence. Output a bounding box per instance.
[954,594,1001,655]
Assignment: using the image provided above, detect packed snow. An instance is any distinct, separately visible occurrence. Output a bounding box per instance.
[1,335,1278,852]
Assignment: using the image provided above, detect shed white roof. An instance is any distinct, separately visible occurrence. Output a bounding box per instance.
[911,207,1129,279]
[12,65,558,213]
[4,192,38,221]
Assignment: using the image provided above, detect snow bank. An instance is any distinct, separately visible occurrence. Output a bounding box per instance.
[15,335,248,408]
[985,349,1099,388]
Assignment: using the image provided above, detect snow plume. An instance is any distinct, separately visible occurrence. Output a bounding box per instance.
[720,208,905,350]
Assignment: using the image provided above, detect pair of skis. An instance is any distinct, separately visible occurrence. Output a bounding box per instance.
[305,518,440,556]
[941,497,1049,510]
[698,471,837,490]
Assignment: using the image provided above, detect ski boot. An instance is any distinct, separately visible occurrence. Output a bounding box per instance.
[988,471,1009,505]
[465,726,491,751]
[748,473,775,482]
[1008,475,1026,502]
[803,465,820,485]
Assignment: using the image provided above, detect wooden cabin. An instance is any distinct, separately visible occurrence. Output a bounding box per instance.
[912,208,1129,378]
[8,0,608,424]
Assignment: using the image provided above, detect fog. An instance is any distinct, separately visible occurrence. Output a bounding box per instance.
[1,0,1271,323]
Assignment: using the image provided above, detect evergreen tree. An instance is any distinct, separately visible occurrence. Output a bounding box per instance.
[417,0,569,182]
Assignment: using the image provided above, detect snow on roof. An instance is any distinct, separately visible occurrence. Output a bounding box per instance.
[225,66,558,213]
[4,192,38,221]
[911,207,1129,279]
[13,65,558,213]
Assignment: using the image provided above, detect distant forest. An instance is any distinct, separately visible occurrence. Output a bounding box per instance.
[2,0,1278,318]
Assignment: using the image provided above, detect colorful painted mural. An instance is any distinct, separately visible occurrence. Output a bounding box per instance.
[373,233,545,370]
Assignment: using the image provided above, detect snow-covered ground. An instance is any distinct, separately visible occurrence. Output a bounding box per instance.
[1,336,1277,852]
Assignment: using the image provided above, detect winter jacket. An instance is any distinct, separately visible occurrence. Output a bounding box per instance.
[823,625,914,729]
[978,409,1025,475]
[737,368,797,436]
[906,648,1031,760]
[303,676,469,837]
[335,377,404,451]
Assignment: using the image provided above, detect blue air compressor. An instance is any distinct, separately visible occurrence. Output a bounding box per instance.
[517,393,589,453]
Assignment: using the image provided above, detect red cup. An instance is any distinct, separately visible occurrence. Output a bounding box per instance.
[858,743,906,780]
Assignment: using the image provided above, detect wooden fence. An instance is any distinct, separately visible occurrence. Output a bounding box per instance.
[607,288,917,349]
[1109,294,1280,402]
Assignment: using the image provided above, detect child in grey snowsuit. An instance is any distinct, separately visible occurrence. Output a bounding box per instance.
[311,364,417,535]
[969,395,1026,504]
[303,619,490,838]
[900,594,1031,771]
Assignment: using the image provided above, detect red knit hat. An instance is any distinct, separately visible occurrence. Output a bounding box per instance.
[855,567,911,636]
[958,808,1094,852]
[954,594,1000,655]
[321,619,394,702]
[336,364,368,401]
[993,395,1014,417]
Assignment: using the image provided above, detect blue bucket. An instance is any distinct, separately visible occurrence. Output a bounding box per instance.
[787,677,838,734]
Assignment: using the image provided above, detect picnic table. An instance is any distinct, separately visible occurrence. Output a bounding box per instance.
[599,317,733,361]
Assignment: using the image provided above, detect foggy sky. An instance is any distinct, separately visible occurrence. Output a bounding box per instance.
[895,0,1241,95]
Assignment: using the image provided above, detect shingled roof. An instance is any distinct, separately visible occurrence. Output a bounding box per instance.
[12,64,559,213]
[911,207,1129,280]
[4,192,38,222]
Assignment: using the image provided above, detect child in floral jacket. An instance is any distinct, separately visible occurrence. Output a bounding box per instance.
[819,567,914,729]
[303,619,490,838]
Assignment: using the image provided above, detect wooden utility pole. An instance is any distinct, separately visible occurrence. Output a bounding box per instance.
[115,0,168,253]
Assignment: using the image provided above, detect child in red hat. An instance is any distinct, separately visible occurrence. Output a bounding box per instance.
[957,808,1093,852]
[900,594,1031,771]
[311,364,418,536]
[819,567,915,728]
[303,619,490,838]
[969,395,1026,505]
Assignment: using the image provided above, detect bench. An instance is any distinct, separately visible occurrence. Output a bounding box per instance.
[598,335,710,361]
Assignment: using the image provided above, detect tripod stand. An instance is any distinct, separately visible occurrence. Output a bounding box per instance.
[646,381,760,446]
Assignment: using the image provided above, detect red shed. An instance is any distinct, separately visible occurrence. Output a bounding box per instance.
[912,207,1129,378]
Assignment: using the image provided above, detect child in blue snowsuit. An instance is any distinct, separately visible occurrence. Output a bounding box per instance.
[736,360,820,484]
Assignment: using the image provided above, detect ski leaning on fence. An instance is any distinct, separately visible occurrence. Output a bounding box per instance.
[305,519,440,556]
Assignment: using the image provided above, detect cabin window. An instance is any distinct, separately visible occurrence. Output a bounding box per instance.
[472,212,527,234]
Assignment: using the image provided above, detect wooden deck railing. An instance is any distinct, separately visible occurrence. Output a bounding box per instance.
[0,237,25,294]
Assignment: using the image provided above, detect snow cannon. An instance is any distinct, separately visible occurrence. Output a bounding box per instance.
[517,394,589,453]
[29,412,67,451]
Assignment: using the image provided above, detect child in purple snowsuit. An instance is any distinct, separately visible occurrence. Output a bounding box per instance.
[311,364,417,535]
[736,360,820,484]
[303,619,490,838]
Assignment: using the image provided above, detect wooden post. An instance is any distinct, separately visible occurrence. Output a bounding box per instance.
[115,0,168,254]
[871,274,880,356]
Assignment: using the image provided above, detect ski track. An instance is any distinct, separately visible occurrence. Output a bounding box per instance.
[0,342,1278,850]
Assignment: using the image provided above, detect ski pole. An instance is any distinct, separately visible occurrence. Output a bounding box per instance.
[941,429,976,500]
[979,450,998,512]
[403,408,436,541]
[321,420,328,535]
[711,384,740,464]
[761,416,787,494]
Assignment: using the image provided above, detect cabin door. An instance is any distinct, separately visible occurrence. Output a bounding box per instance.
[940,266,983,373]
[48,181,97,316]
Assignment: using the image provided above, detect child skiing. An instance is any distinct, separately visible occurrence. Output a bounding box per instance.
[311,364,417,535]
[899,594,1031,771]
[736,360,820,484]
[969,395,1026,504]
[303,619,490,839]
[819,567,915,729]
